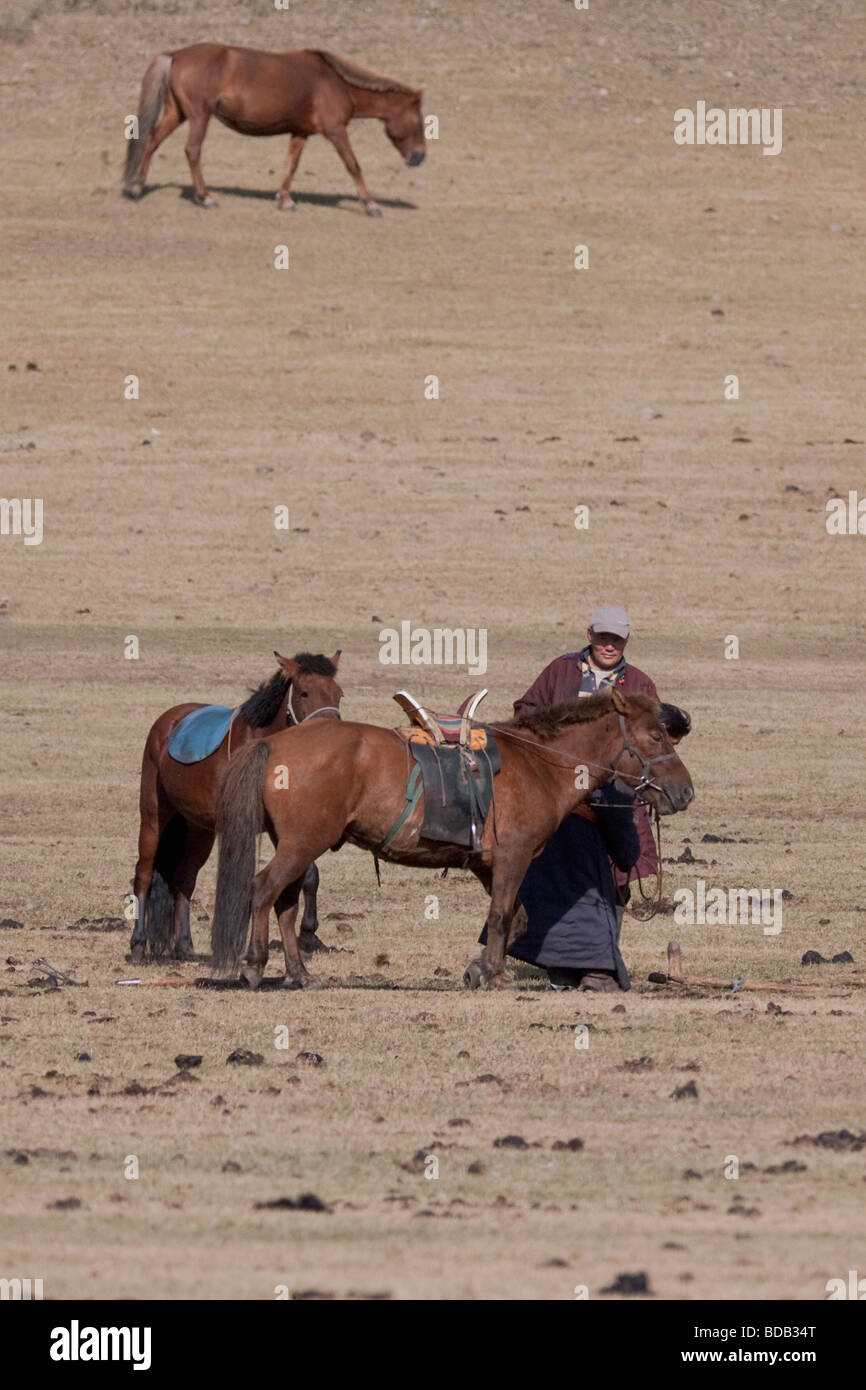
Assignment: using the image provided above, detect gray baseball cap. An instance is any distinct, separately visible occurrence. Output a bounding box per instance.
[588,605,630,638]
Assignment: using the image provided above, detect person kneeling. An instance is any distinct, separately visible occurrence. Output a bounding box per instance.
[507,778,641,993]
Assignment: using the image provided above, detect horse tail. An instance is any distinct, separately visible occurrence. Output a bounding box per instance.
[124,52,172,195]
[144,815,187,957]
[211,741,270,973]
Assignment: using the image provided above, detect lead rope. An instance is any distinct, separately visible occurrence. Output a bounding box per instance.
[630,808,663,919]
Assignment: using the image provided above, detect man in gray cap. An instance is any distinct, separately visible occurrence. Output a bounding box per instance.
[513,605,659,710]
[508,604,663,990]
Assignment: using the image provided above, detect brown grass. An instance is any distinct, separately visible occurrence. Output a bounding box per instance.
[1,0,864,1300]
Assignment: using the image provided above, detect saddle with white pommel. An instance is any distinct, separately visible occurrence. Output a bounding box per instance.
[393,688,490,749]
[383,689,501,852]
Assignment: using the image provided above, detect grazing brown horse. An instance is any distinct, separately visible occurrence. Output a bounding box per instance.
[123,44,425,213]
[210,688,693,990]
[131,650,342,962]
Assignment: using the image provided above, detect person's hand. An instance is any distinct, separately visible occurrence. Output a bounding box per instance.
[590,777,635,809]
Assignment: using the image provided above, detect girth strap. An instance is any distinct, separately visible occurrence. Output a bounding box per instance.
[380,762,423,851]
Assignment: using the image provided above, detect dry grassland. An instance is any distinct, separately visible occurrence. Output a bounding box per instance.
[1,0,864,1299]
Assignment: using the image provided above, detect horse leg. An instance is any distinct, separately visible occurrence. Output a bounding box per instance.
[131,856,153,963]
[184,109,217,206]
[324,125,381,215]
[134,91,183,193]
[275,879,320,989]
[241,847,302,990]
[506,900,528,948]
[297,862,327,958]
[276,134,307,210]
[131,753,167,962]
[480,860,530,990]
[171,825,214,960]
[463,863,492,989]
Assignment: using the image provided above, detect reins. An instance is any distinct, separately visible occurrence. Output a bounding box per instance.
[492,714,676,799]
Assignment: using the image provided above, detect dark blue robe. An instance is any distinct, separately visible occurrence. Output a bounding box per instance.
[486,781,641,989]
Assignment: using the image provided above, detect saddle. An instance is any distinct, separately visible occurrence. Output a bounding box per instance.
[384,690,501,852]
[166,704,236,764]
[393,688,490,750]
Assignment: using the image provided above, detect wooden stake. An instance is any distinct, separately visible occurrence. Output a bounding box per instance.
[648,941,819,994]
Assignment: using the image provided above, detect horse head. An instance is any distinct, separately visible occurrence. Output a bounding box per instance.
[609,688,693,814]
[274,650,343,725]
[385,90,426,166]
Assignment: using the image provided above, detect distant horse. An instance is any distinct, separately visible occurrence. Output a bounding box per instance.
[131,650,342,962]
[210,688,694,990]
[123,44,425,213]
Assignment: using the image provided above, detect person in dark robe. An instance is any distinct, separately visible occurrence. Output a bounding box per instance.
[500,702,691,991]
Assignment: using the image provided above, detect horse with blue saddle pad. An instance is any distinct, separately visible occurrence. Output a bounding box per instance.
[131,650,342,962]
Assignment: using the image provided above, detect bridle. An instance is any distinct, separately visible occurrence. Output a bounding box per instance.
[286,682,341,726]
[494,712,676,800]
[609,713,679,810]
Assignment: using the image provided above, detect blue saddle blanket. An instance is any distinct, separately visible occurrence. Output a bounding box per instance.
[167,705,235,764]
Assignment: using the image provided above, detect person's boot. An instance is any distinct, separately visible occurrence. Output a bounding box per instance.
[577,970,621,993]
[546,967,583,990]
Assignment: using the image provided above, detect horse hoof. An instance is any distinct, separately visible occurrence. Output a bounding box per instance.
[173,945,194,962]
[298,932,329,956]
[463,961,483,990]
[484,973,514,992]
[123,186,142,200]
[277,198,298,211]
[195,195,218,208]
[366,203,383,217]
[240,965,263,990]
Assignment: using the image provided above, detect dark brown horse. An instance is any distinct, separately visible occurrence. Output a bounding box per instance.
[123,45,425,213]
[210,688,693,990]
[131,650,342,962]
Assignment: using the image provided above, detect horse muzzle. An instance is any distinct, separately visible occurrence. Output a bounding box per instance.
[406,149,426,167]
[656,781,695,815]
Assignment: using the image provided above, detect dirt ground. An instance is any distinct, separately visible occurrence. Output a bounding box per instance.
[1,0,865,1300]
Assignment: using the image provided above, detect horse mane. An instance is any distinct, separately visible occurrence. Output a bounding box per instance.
[501,690,660,741]
[312,50,419,96]
[238,652,337,728]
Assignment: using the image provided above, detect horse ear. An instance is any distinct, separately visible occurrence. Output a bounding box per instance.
[274,652,299,679]
[414,88,424,101]
[610,687,629,714]
[331,649,341,670]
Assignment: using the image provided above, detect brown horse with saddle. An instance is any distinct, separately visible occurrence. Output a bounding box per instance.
[123,44,425,213]
[131,650,342,962]
[210,686,694,990]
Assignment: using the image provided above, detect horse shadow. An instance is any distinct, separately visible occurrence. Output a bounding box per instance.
[138,183,418,212]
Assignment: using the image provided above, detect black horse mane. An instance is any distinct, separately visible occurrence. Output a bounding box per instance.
[502,690,659,741]
[238,652,337,729]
